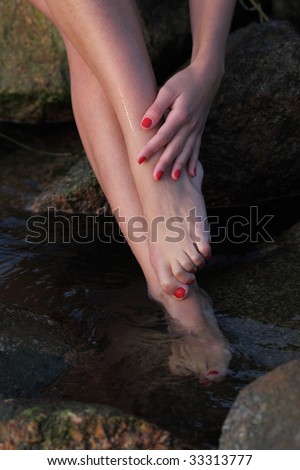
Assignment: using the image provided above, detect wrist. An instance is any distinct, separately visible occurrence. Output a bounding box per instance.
[190,52,225,87]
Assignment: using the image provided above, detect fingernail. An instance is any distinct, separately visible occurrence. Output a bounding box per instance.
[174,169,181,180]
[156,170,163,181]
[138,156,146,164]
[207,370,219,376]
[193,167,197,176]
[141,117,152,128]
[174,287,186,299]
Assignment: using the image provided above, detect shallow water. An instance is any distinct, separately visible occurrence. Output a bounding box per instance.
[1,123,300,449]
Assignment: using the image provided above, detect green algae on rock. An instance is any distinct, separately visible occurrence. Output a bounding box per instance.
[0,399,184,450]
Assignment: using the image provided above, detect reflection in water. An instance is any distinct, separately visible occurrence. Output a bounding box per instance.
[1,124,300,448]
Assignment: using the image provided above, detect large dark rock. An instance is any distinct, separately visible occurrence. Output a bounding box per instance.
[0,0,190,123]
[0,399,183,450]
[0,302,76,399]
[272,0,300,28]
[219,360,300,449]
[202,20,300,206]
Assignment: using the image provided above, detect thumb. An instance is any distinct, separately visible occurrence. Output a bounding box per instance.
[141,85,174,129]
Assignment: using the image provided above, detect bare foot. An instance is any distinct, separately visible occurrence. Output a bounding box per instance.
[144,161,211,299]
[149,284,231,383]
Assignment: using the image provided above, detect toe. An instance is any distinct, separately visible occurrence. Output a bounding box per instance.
[150,254,190,299]
[171,260,195,285]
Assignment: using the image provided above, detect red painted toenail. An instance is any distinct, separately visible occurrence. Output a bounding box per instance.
[141,117,152,128]
[174,287,186,299]
[138,156,146,164]
[174,169,181,180]
[187,279,195,285]
[208,370,219,376]
[156,171,163,181]
[193,167,197,176]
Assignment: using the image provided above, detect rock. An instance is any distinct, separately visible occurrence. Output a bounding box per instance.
[0,0,190,123]
[202,221,300,331]
[0,399,183,450]
[219,360,300,449]
[0,302,76,399]
[201,20,300,206]
[0,1,71,122]
[27,154,106,214]
[272,0,300,28]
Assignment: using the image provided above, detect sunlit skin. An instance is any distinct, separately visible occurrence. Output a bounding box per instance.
[29,0,235,382]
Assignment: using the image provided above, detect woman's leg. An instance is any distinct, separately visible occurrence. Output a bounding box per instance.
[29,0,231,380]
[34,0,213,300]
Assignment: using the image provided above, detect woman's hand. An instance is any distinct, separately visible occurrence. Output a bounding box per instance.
[137,61,223,181]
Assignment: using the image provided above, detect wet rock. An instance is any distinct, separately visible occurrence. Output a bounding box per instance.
[0,0,190,123]
[0,399,183,450]
[0,302,76,399]
[27,154,106,214]
[202,20,300,206]
[272,0,300,28]
[219,360,300,449]
[202,222,300,330]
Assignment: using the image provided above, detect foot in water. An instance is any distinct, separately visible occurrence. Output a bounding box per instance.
[149,284,231,383]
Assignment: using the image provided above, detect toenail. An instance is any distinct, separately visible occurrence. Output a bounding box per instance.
[174,287,186,299]
[138,156,146,164]
[187,279,195,285]
[207,370,219,376]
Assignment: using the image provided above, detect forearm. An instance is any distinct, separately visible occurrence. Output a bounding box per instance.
[189,0,236,72]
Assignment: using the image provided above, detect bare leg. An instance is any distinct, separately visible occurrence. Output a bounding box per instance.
[29,0,231,381]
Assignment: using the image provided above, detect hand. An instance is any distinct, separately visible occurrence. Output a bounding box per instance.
[137,62,222,180]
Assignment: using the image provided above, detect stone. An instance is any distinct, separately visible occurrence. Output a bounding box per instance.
[0,302,76,399]
[0,0,70,122]
[0,0,190,122]
[27,154,106,214]
[201,20,300,206]
[219,360,300,449]
[272,0,300,28]
[0,399,183,450]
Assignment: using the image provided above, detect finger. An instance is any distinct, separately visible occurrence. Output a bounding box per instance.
[171,134,195,180]
[137,110,187,164]
[187,134,202,177]
[141,85,175,129]
[152,127,191,180]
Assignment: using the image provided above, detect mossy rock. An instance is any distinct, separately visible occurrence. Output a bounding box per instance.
[0,399,184,450]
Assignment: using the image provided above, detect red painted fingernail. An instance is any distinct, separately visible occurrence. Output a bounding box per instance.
[156,170,163,181]
[174,287,186,299]
[174,169,181,180]
[208,370,219,376]
[141,117,152,128]
[138,156,146,164]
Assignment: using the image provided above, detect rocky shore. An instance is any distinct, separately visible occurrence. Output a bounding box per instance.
[0,0,300,450]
